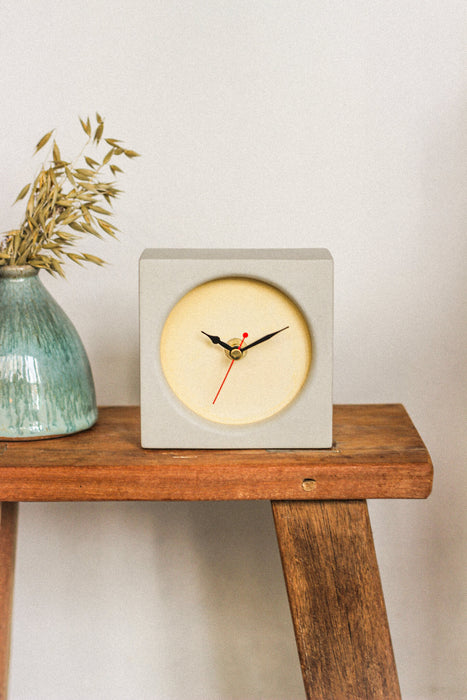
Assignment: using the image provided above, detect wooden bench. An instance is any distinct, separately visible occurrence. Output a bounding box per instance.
[0,404,433,699]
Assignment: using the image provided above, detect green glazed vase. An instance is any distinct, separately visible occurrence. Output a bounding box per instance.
[0,265,98,439]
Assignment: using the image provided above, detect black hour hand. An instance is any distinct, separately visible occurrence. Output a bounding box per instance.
[243,326,289,351]
[201,331,233,352]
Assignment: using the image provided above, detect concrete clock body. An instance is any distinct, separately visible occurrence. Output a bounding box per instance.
[139,249,333,448]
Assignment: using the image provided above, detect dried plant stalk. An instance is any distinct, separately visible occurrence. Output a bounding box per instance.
[0,114,139,277]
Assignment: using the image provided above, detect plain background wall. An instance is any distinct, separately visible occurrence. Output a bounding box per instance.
[1,1,465,698]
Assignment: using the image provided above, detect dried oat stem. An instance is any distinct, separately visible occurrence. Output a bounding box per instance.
[0,114,140,277]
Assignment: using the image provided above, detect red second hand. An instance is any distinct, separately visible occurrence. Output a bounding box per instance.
[212,332,248,404]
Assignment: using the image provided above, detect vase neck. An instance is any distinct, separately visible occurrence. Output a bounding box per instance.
[0,265,39,279]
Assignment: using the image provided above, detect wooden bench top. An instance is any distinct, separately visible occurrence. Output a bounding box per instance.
[0,404,433,502]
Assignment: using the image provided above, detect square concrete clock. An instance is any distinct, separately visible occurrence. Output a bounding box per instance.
[139,249,333,448]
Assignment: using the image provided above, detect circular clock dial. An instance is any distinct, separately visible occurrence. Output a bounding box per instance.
[160,277,312,425]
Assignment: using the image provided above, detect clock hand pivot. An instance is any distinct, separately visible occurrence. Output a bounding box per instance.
[225,336,248,360]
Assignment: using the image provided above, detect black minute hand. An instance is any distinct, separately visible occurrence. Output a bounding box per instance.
[243,326,289,351]
[201,331,233,352]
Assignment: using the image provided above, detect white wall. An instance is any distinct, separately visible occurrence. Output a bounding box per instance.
[1,1,465,698]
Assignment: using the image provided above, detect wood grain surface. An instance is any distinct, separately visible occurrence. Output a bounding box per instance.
[0,404,432,501]
[272,500,401,700]
[0,502,18,700]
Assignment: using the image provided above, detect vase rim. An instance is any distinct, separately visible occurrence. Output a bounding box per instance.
[0,264,39,279]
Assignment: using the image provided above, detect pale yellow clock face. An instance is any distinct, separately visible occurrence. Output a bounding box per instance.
[160,277,312,425]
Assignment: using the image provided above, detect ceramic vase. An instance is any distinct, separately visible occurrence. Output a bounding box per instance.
[0,265,98,439]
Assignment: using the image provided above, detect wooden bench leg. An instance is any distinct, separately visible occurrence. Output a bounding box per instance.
[0,503,18,700]
[271,500,401,700]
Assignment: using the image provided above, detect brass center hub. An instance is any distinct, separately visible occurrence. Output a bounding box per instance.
[225,338,247,360]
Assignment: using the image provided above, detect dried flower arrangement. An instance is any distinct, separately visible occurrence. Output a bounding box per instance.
[0,114,139,277]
